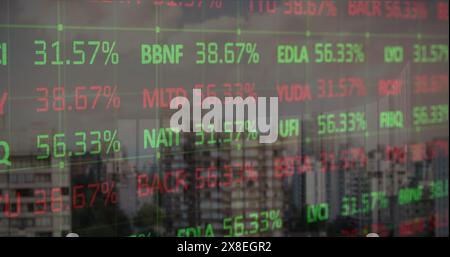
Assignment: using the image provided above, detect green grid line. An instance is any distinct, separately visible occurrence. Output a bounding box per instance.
[0,23,448,39]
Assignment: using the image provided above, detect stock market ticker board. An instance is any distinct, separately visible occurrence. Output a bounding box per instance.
[0,0,448,237]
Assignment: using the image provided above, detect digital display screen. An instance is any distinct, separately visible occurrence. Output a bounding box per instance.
[0,0,448,237]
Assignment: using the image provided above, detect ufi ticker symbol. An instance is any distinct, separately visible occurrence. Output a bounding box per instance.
[0,42,6,65]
